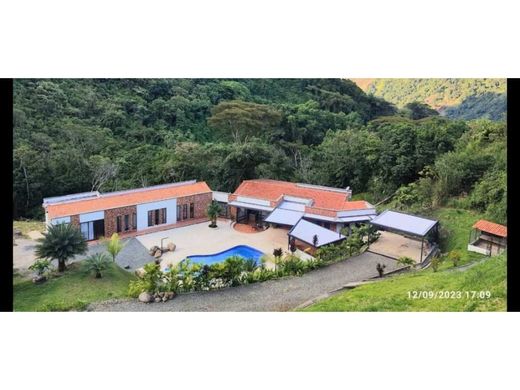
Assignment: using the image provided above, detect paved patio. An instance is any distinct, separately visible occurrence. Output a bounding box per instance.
[368,231,431,262]
[135,220,292,269]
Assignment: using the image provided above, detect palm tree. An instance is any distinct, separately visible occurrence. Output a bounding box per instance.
[35,223,88,272]
[105,233,124,262]
[207,201,222,228]
[83,253,111,279]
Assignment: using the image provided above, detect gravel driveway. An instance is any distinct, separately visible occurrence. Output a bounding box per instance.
[88,252,401,312]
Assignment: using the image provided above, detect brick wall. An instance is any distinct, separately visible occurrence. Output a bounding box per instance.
[176,192,212,222]
[229,205,237,221]
[104,205,137,238]
[70,214,80,228]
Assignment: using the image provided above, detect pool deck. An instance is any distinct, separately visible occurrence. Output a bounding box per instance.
[135,219,293,269]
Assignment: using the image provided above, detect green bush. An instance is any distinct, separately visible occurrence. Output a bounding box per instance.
[396,256,415,268]
[447,250,462,267]
[83,253,111,278]
[128,262,163,297]
[28,259,52,276]
[430,256,442,272]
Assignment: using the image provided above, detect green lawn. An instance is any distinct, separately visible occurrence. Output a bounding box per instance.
[14,262,135,311]
[13,220,46,237]
[302,207,506,311]
[301,252,506,311]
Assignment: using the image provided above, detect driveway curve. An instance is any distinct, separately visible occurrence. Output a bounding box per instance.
[88,252,400,312]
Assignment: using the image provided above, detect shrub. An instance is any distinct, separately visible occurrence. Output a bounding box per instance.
[277,254,306,276]
[430,256,442,272]
[105,233,124,262]
[83,253,111,278]
[447,250,462,267]
[396,256,415,268]
[128,262,163,297]
[376,263,386,277]
[29,259,52,276]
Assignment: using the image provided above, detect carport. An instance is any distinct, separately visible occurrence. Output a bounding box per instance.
[369,210,439,263]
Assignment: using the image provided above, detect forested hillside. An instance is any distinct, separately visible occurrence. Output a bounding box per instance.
[13,79,506,225]
[351,78,506,120]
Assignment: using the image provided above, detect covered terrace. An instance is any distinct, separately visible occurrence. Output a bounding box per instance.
[368,210,439,263]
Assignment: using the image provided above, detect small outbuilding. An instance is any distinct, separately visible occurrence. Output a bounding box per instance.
[468,220,507,256]
[287,218,346,253]
[369,210,439,263]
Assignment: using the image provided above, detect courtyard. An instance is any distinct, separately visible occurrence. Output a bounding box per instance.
[135,219,297,270]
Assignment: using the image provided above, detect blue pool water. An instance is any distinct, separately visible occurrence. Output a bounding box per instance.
[185,245,264,266]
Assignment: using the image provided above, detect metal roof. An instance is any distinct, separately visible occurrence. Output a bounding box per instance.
[265,208,303,226]
[288,219,345,247]
[370,210,438,237]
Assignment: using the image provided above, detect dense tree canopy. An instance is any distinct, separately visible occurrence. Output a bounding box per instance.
[13,79,506,224]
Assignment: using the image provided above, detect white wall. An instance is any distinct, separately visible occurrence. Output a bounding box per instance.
[136,198,177,231]
[50,216,71,225]
[79,210,104,223]
[237,196,271,206]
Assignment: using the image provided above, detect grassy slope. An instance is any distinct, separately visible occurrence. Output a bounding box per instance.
[13,220,46,237]
[302,207,506,311]
[14,262,135,312]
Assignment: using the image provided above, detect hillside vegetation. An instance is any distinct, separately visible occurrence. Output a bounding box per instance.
[351,78,506,120]
[14,79,506,230]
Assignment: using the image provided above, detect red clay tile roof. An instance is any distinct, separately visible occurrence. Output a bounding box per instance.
[473,220,507,238]
[45,181,212,219]
[231,179,371,211]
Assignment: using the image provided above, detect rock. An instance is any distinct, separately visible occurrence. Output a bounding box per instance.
[135,268,145,278]
[162,296,168,302]
[154,297,161,303]
[149,245,160,255]
[32,275,47,284]
[166,291,176,300]
[167,242,176,252]
[154,250,162,258]
[138,292,153,303]
[159,292,165,297]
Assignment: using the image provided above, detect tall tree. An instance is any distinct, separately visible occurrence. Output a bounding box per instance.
[208,100,282,143]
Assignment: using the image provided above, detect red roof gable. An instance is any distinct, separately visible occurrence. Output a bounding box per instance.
[230,179,371,212]
[46,181,212,219]
[473,220,507,238]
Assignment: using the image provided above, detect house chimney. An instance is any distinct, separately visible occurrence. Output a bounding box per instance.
[345,186,352,201]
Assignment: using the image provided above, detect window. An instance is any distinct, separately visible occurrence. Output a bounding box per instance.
[124,214,129,231]
[116,216,122,232]
[183,204,188,219]
[148,208,167,227]
[132,213,136,229]
[190,203,194,219]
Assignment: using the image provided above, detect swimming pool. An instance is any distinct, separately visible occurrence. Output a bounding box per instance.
[186,245,264,266]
